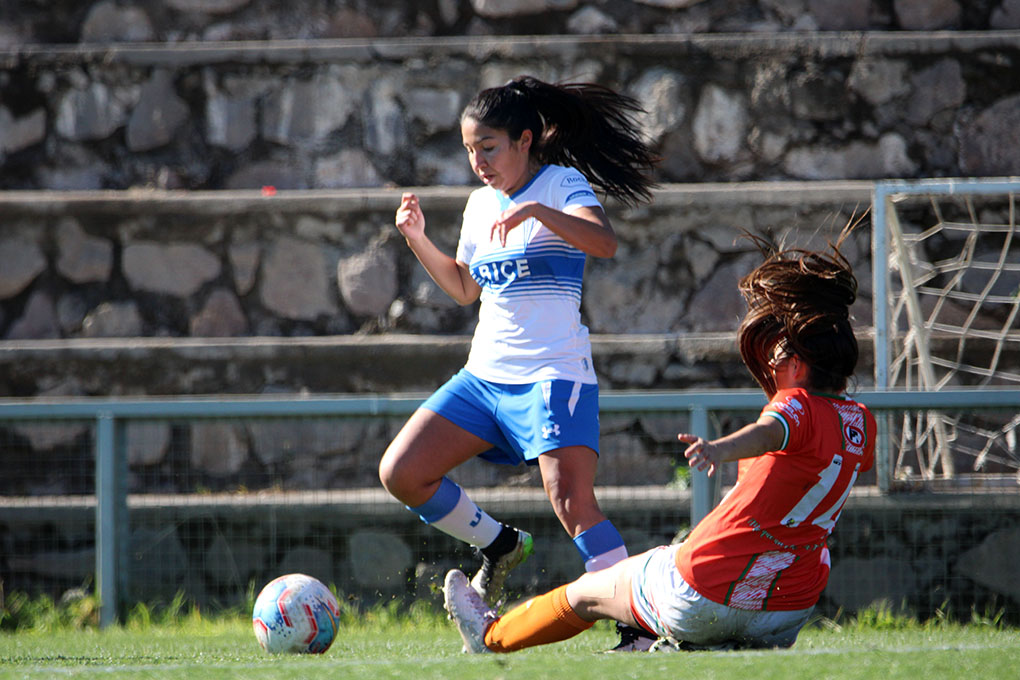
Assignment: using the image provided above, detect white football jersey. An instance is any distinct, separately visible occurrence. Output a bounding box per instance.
[456,164,603,384]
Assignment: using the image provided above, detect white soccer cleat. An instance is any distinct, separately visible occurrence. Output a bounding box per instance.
[444,569,496,654]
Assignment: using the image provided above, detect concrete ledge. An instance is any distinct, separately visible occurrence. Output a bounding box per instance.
[0,180,875,215]
[4,483,1017,518]
[0,332,878,395]
[4,31,1020,68]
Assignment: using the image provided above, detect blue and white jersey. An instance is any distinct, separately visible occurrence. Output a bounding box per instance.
[456,164,603,384]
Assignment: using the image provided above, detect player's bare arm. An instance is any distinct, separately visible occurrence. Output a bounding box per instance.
[491,202,617,258]
[395,192,481,306]
[678,416,786,477]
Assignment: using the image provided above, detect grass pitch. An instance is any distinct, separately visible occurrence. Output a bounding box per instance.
[1,616,1017,680]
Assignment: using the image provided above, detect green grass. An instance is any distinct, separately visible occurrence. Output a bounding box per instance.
[1,606,1018,680]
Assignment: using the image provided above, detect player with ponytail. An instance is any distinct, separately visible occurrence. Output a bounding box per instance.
[380,76,657,649]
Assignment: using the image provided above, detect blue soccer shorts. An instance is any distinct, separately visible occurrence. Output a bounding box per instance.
[420,368,600,466]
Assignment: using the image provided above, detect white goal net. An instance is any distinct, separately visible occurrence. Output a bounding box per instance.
[873,178,1020,487]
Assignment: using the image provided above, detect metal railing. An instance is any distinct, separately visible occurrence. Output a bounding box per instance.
[2,388,1020,626]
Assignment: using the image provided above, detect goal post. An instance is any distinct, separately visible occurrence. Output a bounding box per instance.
[871,177,1020,491]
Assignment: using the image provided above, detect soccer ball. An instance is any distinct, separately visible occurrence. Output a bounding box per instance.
[252,573,341,654]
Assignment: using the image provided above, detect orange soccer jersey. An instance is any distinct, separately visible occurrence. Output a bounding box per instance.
[676,388,875,611]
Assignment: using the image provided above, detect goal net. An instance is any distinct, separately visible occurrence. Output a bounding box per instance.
[873,178,1020,488]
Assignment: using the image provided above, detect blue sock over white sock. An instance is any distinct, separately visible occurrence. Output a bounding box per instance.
[573,519,628,572]
[409,477,502,548]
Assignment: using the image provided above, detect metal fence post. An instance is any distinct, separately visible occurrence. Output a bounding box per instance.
[871,183,894,494]
[689,405,719,527]
[95,412,126,628]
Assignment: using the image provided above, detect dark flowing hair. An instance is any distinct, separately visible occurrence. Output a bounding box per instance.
[737,227,861,398]
[460,75,659,206]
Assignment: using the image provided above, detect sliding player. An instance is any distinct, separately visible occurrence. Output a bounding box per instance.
[444,232,875,653]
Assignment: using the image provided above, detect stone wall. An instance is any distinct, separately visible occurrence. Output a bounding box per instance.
[2,32,1020,192]
[0,184,875,352]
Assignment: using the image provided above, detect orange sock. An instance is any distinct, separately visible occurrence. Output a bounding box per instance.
[483,584,594,652]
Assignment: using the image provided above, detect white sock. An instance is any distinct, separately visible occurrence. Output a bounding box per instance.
[412,478,503,547]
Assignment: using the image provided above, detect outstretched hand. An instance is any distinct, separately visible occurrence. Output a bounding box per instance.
[678,433,719,477]
[490,201,537,246]
[395,192,425,241]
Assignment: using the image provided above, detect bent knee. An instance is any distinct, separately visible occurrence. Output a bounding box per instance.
[378,448,439,505]
[378,448,411,496]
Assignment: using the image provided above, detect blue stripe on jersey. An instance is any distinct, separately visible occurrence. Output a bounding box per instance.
[524,245,586,258]
[494,286,582,303]
[471,250,586,299]
[481,280,583,302]
[565,189,597,203]
[469,243,586,265]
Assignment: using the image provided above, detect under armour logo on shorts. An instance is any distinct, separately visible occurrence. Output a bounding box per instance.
[541,423,561,439]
